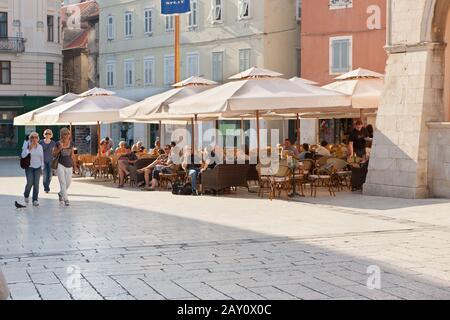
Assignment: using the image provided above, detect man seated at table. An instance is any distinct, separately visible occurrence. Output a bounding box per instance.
[117,145,138,188]
[138,145,172,190]
[282,138,300,159]
[316,140,331,157]
[299,143,312,160]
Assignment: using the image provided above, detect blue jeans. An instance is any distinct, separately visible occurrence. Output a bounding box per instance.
[24,167,42,202]
[42,162,52,192]
[189,168,201,191]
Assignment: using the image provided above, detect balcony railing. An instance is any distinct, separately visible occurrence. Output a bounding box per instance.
[0,37,25,53]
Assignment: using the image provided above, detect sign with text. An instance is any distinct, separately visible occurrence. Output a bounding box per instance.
[161,0,191,15]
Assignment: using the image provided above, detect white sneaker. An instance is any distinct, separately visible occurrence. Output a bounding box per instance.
[24,197,30,204]
[32,201,39,207]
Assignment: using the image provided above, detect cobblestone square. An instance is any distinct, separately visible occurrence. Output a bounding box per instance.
[1,159,450,300]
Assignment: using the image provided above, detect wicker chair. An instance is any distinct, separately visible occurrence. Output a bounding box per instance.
[159,165,183,190]
[92,156,111,179]
[294,159,316,197]
[327,158,351,191]
[129,158,156,187]
[308,162,336,197]
[256,163,274,199]
[270,164,292,199]
[78,154,95,177]
[202,164,250,195]
[109,154,121,183]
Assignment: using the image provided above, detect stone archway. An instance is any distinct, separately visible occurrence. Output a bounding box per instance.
[363,0,450,199]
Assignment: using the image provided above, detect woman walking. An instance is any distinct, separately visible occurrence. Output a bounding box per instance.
[39,129,56,193]
[53,127,74,206]
[21,132,44,206]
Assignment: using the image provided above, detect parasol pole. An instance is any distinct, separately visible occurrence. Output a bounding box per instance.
[191,117,195,155]
[194,114,198,157]
[97,121,100,156]
[174,15,180,83]
[296,113,301,152]
[256,110,260,162]
[159,120,162,144]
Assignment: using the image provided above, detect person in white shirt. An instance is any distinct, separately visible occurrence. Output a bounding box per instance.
[21,132,44,206]
[316,140,331,157]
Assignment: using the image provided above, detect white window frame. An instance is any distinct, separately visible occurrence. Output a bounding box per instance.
[239,48,251,72]
[165,15,174,32]
[329,36,352,75]
[143,57,155,86]
[106,61,116,88]
[124,59,135,87]
[186,52,200,78]
[107,15,115,40]
[144,8,153,35]
[296,0,302,21]
[329,0,353,10]
[211,51,224,83]
[164,54,175,85]
[237,0,251,20]
[210,0,223,24]
[188,0,199,29]
[124,11,133,38]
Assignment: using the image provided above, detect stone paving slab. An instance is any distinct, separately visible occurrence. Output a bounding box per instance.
[1,159,450,300]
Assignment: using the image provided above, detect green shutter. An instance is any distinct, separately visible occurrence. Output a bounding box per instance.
[46,62,54,86]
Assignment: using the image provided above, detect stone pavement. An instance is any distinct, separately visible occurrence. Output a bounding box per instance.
[1,159,450,300]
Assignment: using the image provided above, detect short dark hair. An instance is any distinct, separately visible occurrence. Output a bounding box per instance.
[105,137,110,141]
[170,141,176,147]
[355,120,363,126]
[321,140,328,147]
[302,143,309,151]
[158,149,165,155]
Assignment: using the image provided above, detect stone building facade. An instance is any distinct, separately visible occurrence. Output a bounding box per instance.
[61,0,99,154]
[364,0,450,198]
[0,0,63,156]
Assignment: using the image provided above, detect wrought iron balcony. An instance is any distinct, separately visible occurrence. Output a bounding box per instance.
[0,37,25,53]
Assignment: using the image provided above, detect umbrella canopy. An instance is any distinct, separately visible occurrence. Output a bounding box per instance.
[172,76,218,88]
[322,78,383,109]
[334,67,384,80]
[168,68,351,116]
[14,93,79,126]
[32,88,135,125]
[289,77,319,86]
[120,77,217,121]
[228,67,283,80]
[322,68,384,109]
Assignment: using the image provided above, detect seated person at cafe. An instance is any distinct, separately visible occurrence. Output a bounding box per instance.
[181,146,202,195]
[316,140,331,157]
[99,140,112,156]
[117,145,138,188]
[145,148,178,191]
[149,140,161,157]
[299,143,312,160]
[348,120,369,158]
[138,145,171,189]
[115,141,128,156]
[132,141,147,155]
[282,138,300,159]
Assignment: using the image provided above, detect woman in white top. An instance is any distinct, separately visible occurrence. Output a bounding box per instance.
[21,132,44,206]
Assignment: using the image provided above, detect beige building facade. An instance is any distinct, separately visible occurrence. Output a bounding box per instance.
[364,0,450,198]
[0,0,63,156]
[97,0,300,148]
